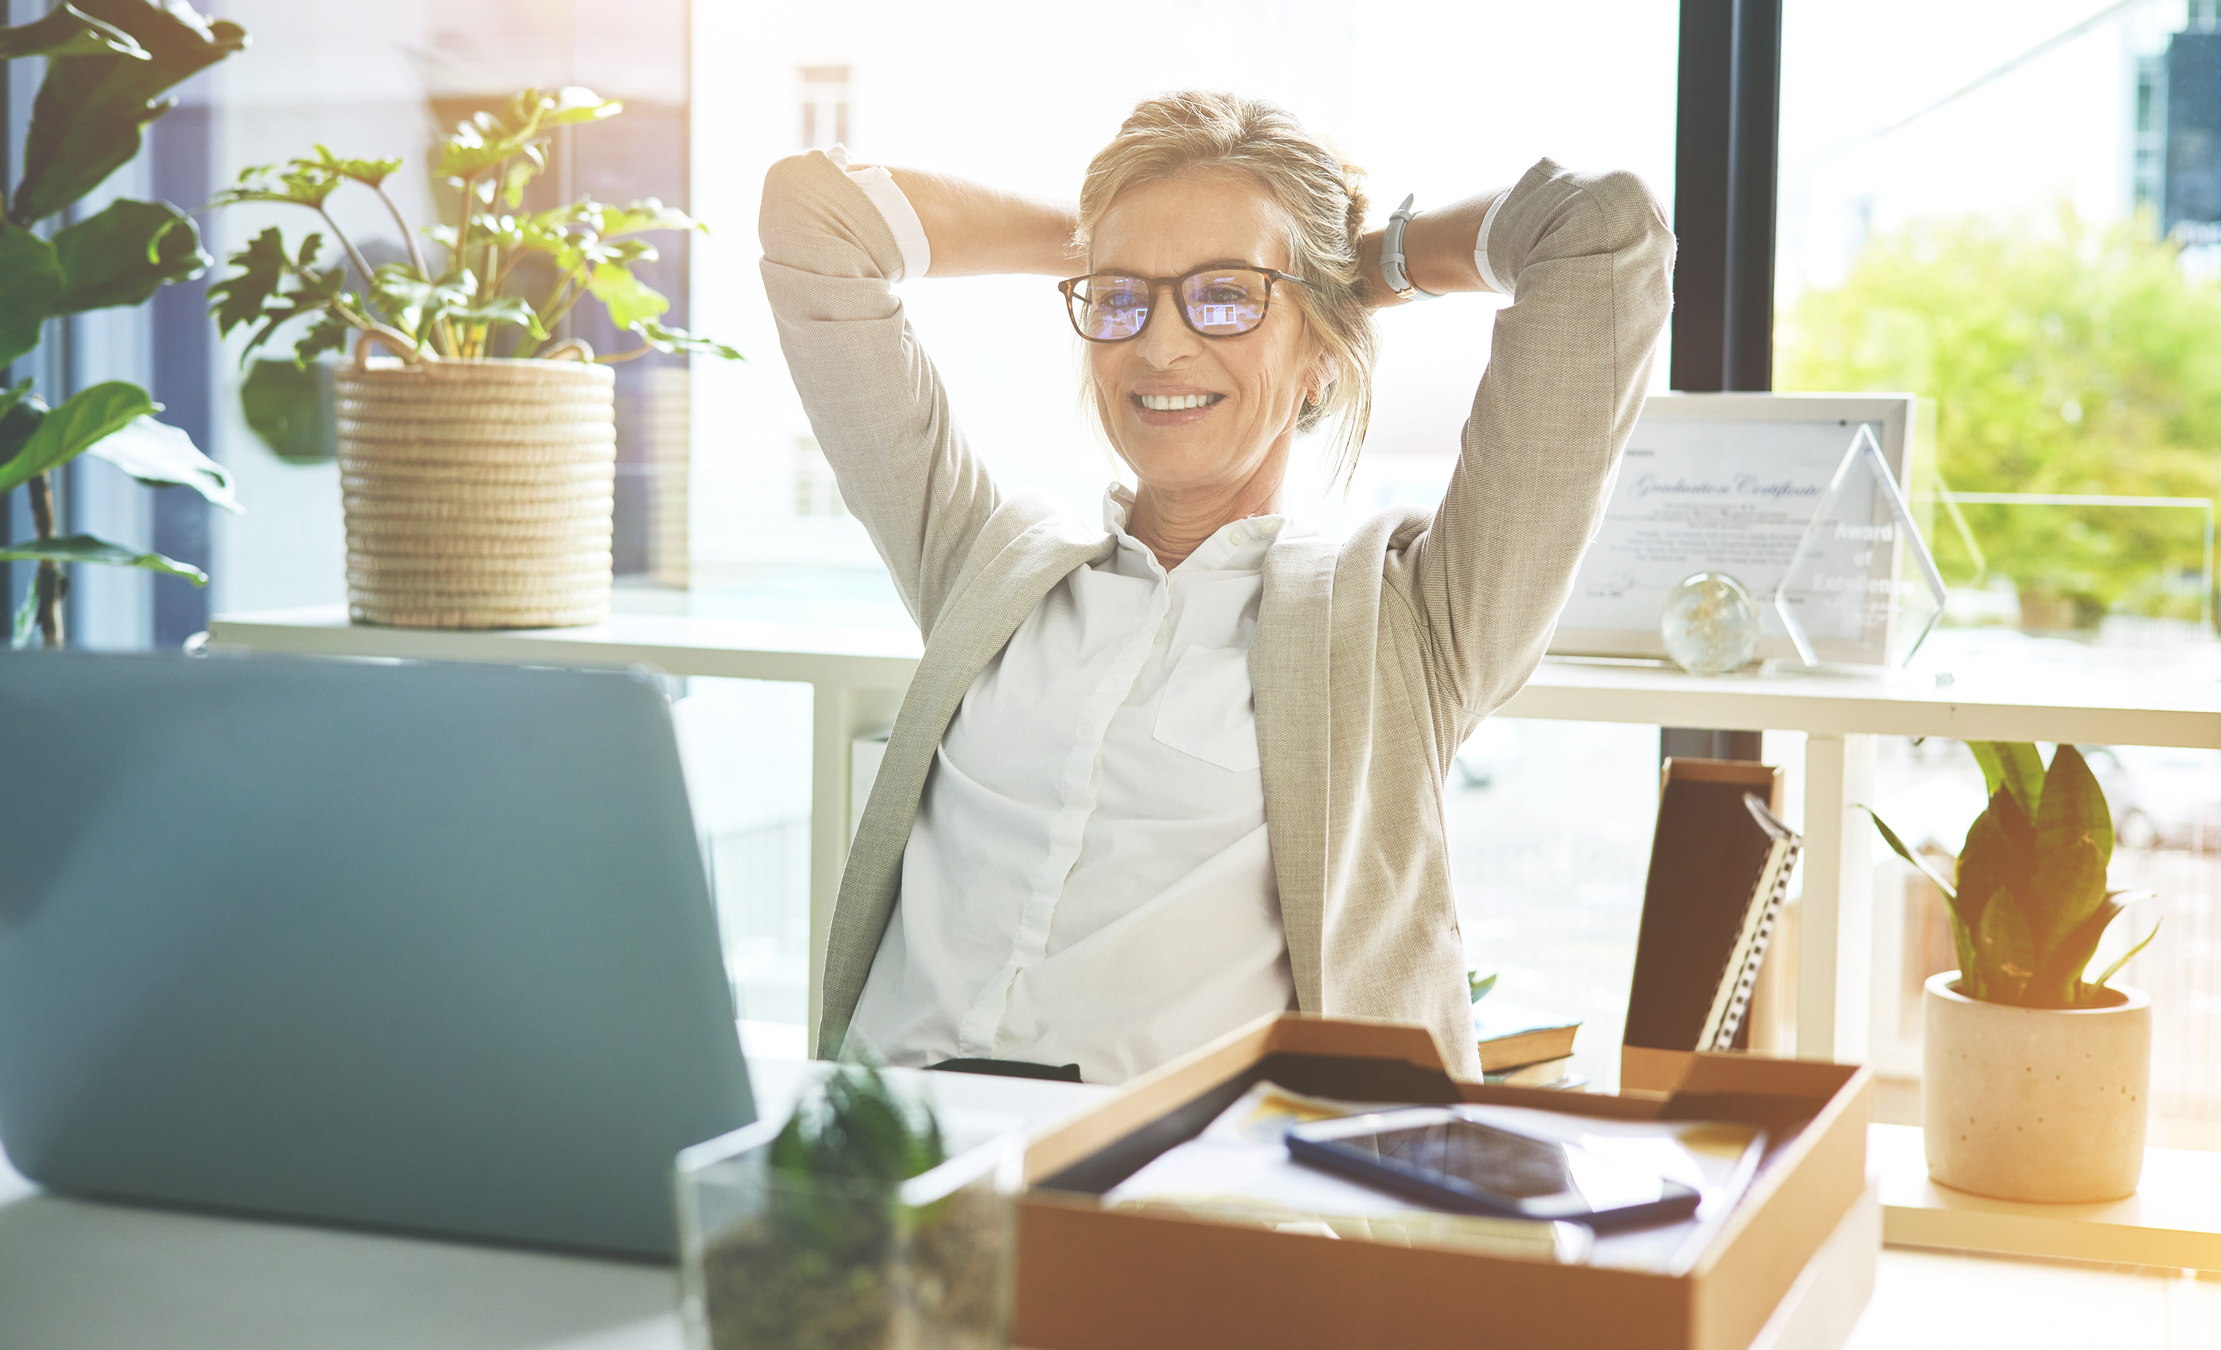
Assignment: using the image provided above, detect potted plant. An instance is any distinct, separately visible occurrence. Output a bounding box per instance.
[0,0,249,648]
[676,1062,1024,1350]
[207,88,740,630]
[1866,741,2160,1202]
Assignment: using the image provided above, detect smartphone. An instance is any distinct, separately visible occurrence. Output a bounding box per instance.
[1284,1108,1703,1229]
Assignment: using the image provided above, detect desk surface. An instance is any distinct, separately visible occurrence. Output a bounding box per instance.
[0,1059,1108,1350]
[3,1057,2213,1350]
[210,604,2221,748]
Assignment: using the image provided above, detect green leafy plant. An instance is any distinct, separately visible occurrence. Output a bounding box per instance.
[1865,741,2159,1009]
[0,0,249,648]
[207,88,741,368]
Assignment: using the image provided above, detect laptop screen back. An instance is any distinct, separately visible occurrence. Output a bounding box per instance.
[0,652,754,1259]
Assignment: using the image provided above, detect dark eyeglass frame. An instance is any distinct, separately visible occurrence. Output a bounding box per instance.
[1057,264,1309,343]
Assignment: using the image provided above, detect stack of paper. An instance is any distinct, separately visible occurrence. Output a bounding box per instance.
[1102,1082,1767,1275]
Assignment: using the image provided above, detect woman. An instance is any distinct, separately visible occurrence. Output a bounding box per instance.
[760,92,1672,1083]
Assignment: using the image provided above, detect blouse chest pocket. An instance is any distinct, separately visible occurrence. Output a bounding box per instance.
[1151,644,1262,774]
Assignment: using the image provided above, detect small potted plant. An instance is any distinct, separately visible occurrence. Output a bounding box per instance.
[207,88,740,630]
[1867,741,2159,1203]
[676,1062,1024,1350]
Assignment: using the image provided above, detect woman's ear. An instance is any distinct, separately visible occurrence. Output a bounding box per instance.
[1312,351,1340,400]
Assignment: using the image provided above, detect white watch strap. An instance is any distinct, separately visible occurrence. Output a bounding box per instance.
[1380,193,1441,301]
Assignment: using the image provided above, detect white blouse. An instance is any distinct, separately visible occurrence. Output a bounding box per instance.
[848,488,1296,1083]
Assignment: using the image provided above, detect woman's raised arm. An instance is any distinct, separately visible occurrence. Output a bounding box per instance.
[1390,161,1675,730]
[874,166,1077,277]
[759,153,1073,636]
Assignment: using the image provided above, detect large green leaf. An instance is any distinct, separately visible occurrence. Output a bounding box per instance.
[0,380,155,493]
[1945,906,1983,1001]
[538,86,622,128]
[374,265,474,342]
[209,162,342,212]
[2033,891,2133,1007]
[11,0,249,226]
[208,225,291,337]
[1954,786,2032,934]
[452,294,546,340]
[0,532,204,583]
[597,198,699,239]
[0,223,65,368]
[1974,886,2036,1003]
[627,319,742,362]
[211,229,354,364]
[585,263,667,330]
[308,144,401,189]
[239,359,334,462]
[52,197,208,312]
[435,87,618,180]
[2023,831,2108,970]
[2087,919,2161,999]
[0,381,41,472]
[1967,741,2044,824]
[85,416,239,511]
[0,3,148,59]
[2036,743,2113,868]
[1859,805,1956,899]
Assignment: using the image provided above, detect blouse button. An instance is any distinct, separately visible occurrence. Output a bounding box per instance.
[1229,525,1248,545]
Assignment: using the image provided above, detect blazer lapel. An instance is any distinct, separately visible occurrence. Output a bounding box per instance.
[1254,532,1338,1013]
[819,504,1111,1052]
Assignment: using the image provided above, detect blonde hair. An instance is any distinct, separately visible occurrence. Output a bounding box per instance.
[1073,90,1376,482]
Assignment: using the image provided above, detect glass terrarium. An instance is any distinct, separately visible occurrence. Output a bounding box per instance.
[676,1099,1025,1350]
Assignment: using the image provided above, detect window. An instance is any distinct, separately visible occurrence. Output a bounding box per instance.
[799,66,851,150]
[692,0,1682,1064]
[1777,0,2221,1147]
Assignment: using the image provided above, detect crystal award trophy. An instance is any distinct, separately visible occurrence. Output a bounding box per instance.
[1773,424,1947,668]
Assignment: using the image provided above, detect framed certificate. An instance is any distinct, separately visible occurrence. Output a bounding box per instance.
[1550,393,1918,665]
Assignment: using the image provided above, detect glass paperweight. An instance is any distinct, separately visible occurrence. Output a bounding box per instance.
[677,1109,1025,1350]
[1661,571,1761,674]
[1773,424,1947,667]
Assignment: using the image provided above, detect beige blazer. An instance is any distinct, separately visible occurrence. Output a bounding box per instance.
[760,149,1674,1079]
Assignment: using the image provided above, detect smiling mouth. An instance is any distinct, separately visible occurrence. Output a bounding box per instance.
[1132,392,1225,412]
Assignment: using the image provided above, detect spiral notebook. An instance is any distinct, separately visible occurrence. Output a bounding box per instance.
[1623,759,1802,1054]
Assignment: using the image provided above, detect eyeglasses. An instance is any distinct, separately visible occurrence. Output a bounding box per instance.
[1058,265,1308,343]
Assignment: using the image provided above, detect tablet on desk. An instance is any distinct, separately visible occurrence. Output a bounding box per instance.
[1286,1108,1703,1230]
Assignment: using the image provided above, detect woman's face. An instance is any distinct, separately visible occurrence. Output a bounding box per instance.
[1086,171,1324,500]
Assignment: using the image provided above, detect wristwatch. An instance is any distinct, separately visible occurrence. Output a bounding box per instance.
[1379,194,1442,301]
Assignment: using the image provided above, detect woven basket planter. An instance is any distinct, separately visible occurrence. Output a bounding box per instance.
[335,340,616,629]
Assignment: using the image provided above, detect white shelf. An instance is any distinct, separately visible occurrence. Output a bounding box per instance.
[209,605,2221,748]
[1873,1123,2221,1270]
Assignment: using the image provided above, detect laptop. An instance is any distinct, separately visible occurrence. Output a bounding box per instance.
[0,650,755,1259]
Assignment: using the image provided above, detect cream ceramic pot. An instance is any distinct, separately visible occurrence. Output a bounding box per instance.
[1922,971,2150,1203]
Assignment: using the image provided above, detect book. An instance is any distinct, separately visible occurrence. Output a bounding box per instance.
[1624,759,1803,1053]
[1481,1056,1585,1090]
[1472,1000,1581,1071]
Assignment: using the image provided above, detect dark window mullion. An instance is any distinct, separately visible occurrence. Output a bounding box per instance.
[1666,0,1781,764]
